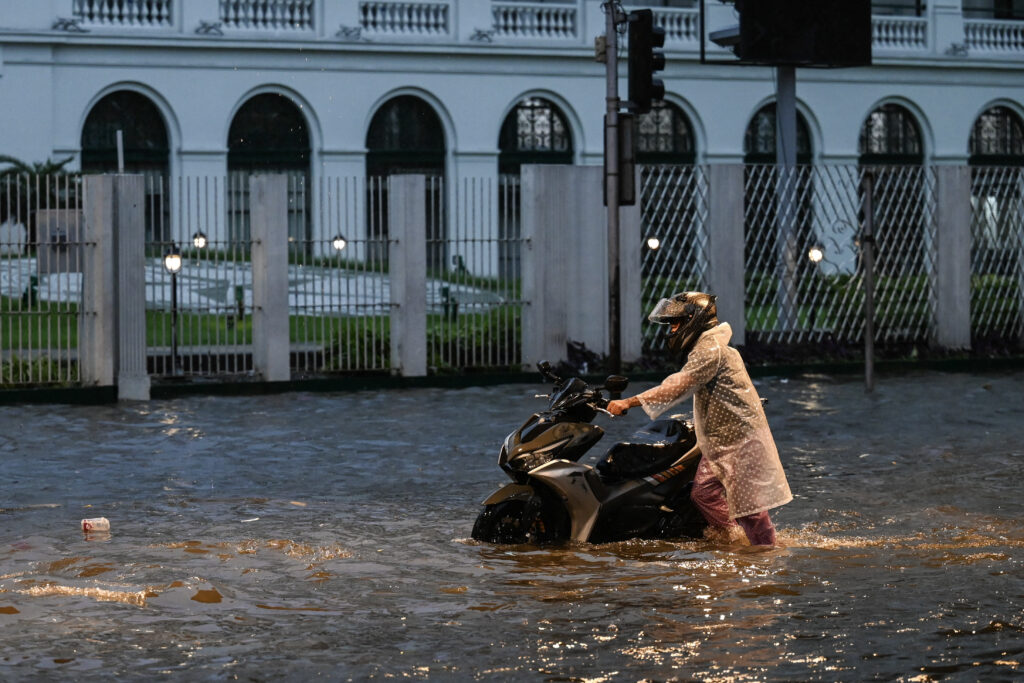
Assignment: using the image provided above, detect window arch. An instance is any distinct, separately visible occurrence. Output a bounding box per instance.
[858,103,923,164]
[367,95,446,177]
[498,97,573,175]
[366,95,447,267]
[969,105,1024,165]
[636,100,695,164]
[228,93,311,246]
[81,90,170,242]
[743,103,812,164]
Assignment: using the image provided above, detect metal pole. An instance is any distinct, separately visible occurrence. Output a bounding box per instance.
[775,65,798,331]
[862,169,876,393]
[171,271,179,374]
[604,2,622,374]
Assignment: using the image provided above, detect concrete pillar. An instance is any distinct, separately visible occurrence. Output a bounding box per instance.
[389,174,428,377]
[931,0,966,55]
[249,174,291,382]
[520,165,642,369]
[80,176,117,388]
[933,166,972,350]
[706,164,747,345]
[115,175,150,400]
[80,174,149,399]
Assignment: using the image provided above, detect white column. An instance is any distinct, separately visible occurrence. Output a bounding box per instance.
[389,175,428,377]
[706,164,747,345]
[249,174,291,382]
[934,166,972,350]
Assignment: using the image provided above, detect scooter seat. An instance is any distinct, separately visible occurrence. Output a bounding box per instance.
[596,437,695,482]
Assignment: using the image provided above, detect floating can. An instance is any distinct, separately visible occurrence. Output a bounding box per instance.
[81,517,110,532]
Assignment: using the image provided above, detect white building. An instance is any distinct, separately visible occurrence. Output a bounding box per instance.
[2,1,1022,189]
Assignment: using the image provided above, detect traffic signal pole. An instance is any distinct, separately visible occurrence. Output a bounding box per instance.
[604,2,623,374]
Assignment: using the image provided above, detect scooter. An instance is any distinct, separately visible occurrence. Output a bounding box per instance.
[471,361,708,545]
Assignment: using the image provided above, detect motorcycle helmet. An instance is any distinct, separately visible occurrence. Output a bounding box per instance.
[648,291,719,361]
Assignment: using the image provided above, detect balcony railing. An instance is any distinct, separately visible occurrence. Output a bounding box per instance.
[492,1,577,40]
[55,0,1024,61]
[220,0,315,31]
[873,15,928,50]
[965,18,1024,52]
[72,0,174,27]
[360,1,451,37]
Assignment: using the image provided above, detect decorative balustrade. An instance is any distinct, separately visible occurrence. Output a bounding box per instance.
[873,15,928,51]
[653,8,700,44]
[72,0,173,27]
[359,1,451,37]
[965,19,1024,53]
[492,2,577,40]
[220,0,314,31]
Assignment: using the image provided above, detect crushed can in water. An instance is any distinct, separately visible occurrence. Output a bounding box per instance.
[81,517,110,532]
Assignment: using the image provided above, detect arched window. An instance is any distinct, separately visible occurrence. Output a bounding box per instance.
[969,105,1024,164]
[636,100,695,164]
[228,93,311,246]
[81,90,170,241]
[743,103,812,164]
[497,97,572,278]
[366,95,446,267]
[858,103,923,164]
[498,97,573,175]
[367,95,445,177]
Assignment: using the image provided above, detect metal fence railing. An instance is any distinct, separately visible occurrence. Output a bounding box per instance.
[639,164,709,352]
[0,173,85,386]
[147,176,253,378]
[422,175,525,372]
[740,164,937,347]
[291,176,392,375]
[970,165,1024,342]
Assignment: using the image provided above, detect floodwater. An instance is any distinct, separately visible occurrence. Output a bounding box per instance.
[1,371,1023,681]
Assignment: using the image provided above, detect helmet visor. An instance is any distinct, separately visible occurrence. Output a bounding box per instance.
[648,297,686,324]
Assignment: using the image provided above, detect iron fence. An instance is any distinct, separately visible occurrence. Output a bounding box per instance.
[291,176,393,374]
[639,164,709,352]
[970,165,1024,342]
[741,164,937,347]
[148,176,253,378]
[0,173,85,386]
[426,175,526,372]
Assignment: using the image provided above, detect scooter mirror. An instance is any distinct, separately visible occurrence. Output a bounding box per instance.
[604,375,629,393]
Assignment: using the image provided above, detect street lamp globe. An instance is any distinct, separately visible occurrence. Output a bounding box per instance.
[332,234,348,252]
[163,246,183,274]
[192,231,208,249]
[807,245,824,264]
[646,236,661,251]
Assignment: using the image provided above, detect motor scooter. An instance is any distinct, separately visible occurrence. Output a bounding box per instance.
[471,362,708,544]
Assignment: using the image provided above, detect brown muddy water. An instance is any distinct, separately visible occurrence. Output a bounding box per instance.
[1,371,1023,681]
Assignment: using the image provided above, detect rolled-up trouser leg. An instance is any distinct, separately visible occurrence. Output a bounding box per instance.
[690,457,736,529]
[736,511,776,546]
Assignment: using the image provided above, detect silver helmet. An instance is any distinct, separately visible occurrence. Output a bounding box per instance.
[648,291,719,360]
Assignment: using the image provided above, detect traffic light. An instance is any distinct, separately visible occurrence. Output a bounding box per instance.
[627,9,666,114]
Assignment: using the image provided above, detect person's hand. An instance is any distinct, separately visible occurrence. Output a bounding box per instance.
[606,399,632,416]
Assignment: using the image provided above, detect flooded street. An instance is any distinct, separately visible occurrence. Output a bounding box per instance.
[1,370,1023,681]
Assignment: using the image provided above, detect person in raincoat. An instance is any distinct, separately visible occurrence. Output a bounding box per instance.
[607,291,792,546]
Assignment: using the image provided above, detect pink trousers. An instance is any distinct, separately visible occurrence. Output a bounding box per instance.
[691,456,776,546]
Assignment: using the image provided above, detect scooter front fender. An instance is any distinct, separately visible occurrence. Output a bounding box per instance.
[481,483,535,506]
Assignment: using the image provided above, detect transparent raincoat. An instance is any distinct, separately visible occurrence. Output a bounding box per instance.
[636,322,793,518]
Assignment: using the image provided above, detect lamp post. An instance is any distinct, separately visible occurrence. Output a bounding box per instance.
[163,245,182,375]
